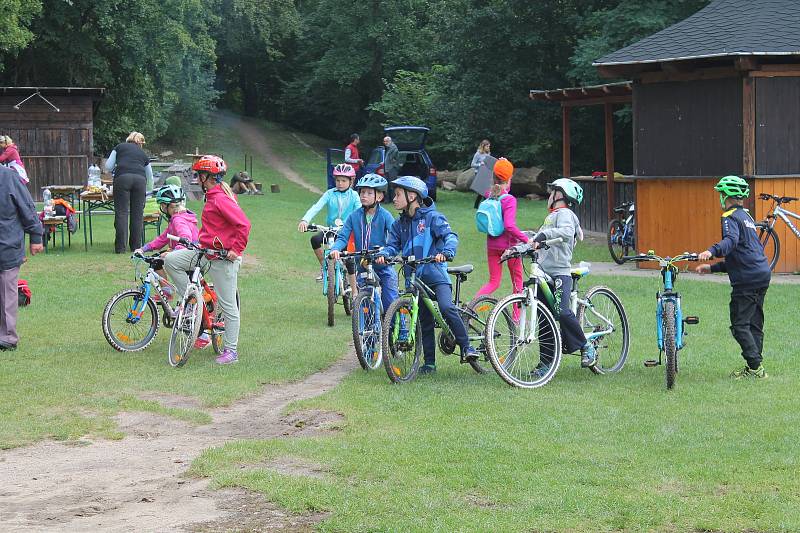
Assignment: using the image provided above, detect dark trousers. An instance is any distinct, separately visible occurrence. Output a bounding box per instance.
[729,286,768,369]
[113,173,146,253]
[0,266,20,347]
[419,282,470,366]
[541,275,586,366]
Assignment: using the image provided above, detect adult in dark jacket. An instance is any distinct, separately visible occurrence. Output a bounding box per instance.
[383,136,400,181]
[0,166,43,350]
[104,131,154,253]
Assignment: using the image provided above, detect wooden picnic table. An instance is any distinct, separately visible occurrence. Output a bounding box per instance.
[80,189,114,250]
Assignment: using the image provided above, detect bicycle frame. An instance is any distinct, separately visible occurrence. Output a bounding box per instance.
[128,259,174,323]
[655,263,685,352]
[767,204,800,239]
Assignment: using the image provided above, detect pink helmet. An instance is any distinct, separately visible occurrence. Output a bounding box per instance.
[333,163,356,178]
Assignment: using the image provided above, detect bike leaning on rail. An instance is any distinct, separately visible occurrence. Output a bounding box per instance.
[756,193,800,271]
[622,251,700,389]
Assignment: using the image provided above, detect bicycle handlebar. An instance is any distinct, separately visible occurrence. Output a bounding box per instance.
[500,237,564,263]
[166,234,228,258]
[306,223,342,234]
[622,252,699,264]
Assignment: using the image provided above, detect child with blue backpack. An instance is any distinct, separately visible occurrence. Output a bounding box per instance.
[329,174,398,311]
[377,176,479,374]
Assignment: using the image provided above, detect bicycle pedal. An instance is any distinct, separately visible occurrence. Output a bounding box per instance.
[684,316,700,325]
[643,359,660,367]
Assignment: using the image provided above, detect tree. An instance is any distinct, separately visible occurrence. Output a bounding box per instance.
[0,0,41,64]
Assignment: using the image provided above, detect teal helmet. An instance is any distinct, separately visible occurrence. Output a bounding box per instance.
[392,175,428,199]
[155,183,185,205]
[714,175,749,208]
[548,178,583,206]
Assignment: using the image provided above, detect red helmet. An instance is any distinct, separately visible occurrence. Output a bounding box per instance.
[333,163,356,178]
[192,155,227,176]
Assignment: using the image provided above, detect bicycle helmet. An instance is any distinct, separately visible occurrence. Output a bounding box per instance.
[164,175,182,187]
[493,158,514,182]
[333,163,356,178]
[547,178,583,206]
[714,175,749,207]
[392,175,428,199]
[355,173,388,192]
[192,155,227,182]
[155,183,186,205]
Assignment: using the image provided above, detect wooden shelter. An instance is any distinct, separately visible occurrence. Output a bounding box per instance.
[0,87,105,200]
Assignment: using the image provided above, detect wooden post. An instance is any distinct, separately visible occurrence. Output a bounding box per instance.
[562,105,571,177]
[742,76,756,176]
[604,102,616,221]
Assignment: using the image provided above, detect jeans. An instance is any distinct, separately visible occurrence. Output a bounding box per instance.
[113,173,147,253]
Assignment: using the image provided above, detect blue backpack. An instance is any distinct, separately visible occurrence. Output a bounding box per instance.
[475,194,508,237]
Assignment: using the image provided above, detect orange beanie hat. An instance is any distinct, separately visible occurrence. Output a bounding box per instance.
[493,158,514,182]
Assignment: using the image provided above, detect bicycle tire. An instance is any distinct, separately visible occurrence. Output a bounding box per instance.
[577,286,630,375]
[485,294,562,389]
[326,256,337,327]
[382,297,422,383]
[168,285,203,367]
[663,300,678,390]
[462,295,499,374]
[352,289,382,370]
[607,220,626,265]
[102,288,159,352]
[343,267,352,317]
[756,222,780,271]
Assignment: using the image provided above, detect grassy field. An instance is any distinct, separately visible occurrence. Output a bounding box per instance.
[5,116,800,531]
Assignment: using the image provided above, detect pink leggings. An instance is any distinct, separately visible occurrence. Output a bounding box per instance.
[476,248,524,297]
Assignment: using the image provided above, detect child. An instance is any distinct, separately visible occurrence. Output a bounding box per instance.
[377,176,478,374]
[525,178,593,376]
[297,163,361,281]
[695,175,771,379]
[474,158,529,309]
[164,155,251,365]
[329,174,398,311]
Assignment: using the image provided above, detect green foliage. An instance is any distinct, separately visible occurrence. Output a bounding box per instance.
[0,0,41,60]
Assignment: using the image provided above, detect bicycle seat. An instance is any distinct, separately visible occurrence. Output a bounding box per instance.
[447,264,474,274]
[570,262,591,279]
[779,196,798,204]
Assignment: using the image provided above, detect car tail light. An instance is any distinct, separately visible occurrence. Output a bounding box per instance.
[376,163,385,176]
[429,165,437,177]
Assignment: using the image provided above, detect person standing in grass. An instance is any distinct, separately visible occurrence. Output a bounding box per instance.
[471,139,491,208]
[696,175,771,379]
[0,166,43,351]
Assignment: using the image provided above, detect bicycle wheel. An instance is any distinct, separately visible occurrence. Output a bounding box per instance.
[663,300,678,390]
[342,265,352,317]
[102,288,159,352]
[486,294,562,389]
[382,297,422,383]
[326,256,337,327]
[352,289,382,370]
[607,220,626,264]
[168,285,203,367]
[462,295,499,374]
[756,222,780,271]
[577,286,630,374]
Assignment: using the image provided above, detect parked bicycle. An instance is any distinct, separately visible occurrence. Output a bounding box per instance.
[381,256,499,383]
[607,201,636,264]
[756,193,799,271]
[102,253,177,352]
[484,238,630,389]
[622,251,700,389]
[305,223,352,326]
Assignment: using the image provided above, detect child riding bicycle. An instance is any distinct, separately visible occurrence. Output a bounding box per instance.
[377,176,479,374]
[329,174,398,311]
[297,163,361,281]
[164,155,251,365]
[695,175,771,379]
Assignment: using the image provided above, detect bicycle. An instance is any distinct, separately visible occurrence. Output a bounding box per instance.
[102,253,177,352]
[756,193,799,271]
[607,201,635,264]
[305,224,353,326]
[484,238,630,389]
[381,256,499,383]
[622,251,700,389]
[165,235,231,367]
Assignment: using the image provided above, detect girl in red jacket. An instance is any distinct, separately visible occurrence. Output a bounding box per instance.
[165,155,251,364]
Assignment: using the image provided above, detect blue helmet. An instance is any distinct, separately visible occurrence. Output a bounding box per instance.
[355,173,388,192]
[392,175,428,199]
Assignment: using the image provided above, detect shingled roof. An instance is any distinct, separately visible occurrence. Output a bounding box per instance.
[594,0,800,66]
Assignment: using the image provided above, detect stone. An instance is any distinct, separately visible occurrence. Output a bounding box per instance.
[441,181,457,191]
[455,168,476,191]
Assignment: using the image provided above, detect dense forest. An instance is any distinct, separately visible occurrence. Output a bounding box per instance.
[0,0,708,174]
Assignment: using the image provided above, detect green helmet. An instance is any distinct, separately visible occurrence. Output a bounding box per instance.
[548,178,583,206]
[164,175,182,187]
[155,183,185,205]
[714,175,749,208]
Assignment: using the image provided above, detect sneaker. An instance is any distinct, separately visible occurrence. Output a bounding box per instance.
[528,363,550,379]
[463,346,479,362]
[194,333,211,350]
[731,365,767,379]
[316,267,324,282]
[580,343,597,368]
[418,363,436,375]
[0,343,17,351]
[215,348,238,365]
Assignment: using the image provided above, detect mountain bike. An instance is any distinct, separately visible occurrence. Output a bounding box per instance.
[484,238,630,389]
[756,193,799,271]
[622,251,700,389]
[607,201,635,264]
[102,253,177,352]
[305,224,352,326]
[381,256,499,383]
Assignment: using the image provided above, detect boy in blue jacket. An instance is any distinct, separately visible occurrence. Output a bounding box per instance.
[377,176,478,374]
[330,174,398,311]
[696,175,771,379]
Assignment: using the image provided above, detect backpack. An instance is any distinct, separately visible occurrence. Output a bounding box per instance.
[475,194,508,237]
[18,279,31,307]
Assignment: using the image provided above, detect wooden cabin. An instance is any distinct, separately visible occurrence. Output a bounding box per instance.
[0,87,105,201]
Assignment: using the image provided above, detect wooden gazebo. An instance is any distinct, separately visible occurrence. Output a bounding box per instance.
[0,87,105,200]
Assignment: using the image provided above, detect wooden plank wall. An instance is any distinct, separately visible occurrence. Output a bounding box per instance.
[573,178,635,233]
[755,77,800,175]
[0,95,95,200]
[753,178,800,273]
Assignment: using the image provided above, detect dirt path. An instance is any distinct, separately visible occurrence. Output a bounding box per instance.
[1,354,357,531]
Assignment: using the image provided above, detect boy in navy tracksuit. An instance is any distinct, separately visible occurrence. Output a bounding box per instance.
[330,174,398,311]
[697,176,771,379]
[377,176,478,374]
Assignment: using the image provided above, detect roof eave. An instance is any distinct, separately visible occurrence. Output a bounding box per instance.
[594,51,800,67]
